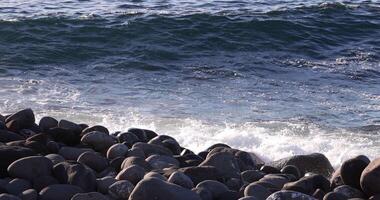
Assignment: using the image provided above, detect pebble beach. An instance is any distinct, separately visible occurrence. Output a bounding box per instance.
[0,108,379,200]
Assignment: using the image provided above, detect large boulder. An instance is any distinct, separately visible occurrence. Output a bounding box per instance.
[146,155,179,170]
[282,174,330,195]
[120,157,152,171]
[268,153,334,178]
[82,125,109,136]
[39,184,83,200]
[116,164,146,185]
[334,185,365,199]
[129,177,202,200]
[168,171,194,189]
[108,180,135,200]
[244,182,271,199]
[48,128,81,146]
[39,117,58,132]
[0,146,35,178]
[199,151,240,179]
[96,176,117,194]
[6,178,31,195]
[360,158,380,196]
[340,155,370,189]
[77,152,108,172]
[132,143,173,157]
[81,131,116,152]
[58,147,94,161]
[106,143,128,159]
[178,166,222,185]
[196,180,229,199]
[7,156,53,181]
[0,130,23,143]
[52,161,96,192]
[5,109,35,132]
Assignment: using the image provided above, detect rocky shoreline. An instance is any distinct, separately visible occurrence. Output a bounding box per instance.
[0,108,379,200]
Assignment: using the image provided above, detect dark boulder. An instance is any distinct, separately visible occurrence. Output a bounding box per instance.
[200,151,241,179]
[39,184,83,200]
[5,178,31,195]
[0,130,23,143]
[81,125,109,136]
[52,161,96,192]
[77,152,108,172]
[323,192,348,200]
[340,155,370,189]
[132,142,173,157]
[5,109,35,132]
[116,164,146,185]
[0,146,35,178]
[7,156,53,181]
[48,127,80,146]
[179,166,222,185]
[108,180,135,200]
[81,131,116,152]
[196,180,229,199]
[244,182,271,199]
[129,177,202,200]
[269,153,334,178]
[121,156,152,171]
[38,117,58,132]
[360,157,380,196]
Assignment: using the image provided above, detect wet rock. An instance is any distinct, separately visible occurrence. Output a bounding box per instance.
[168,171,194,189]
[116,165,146,185]
[360,157,380,196]
[58,147,93,160]
[45,154,65,165]
[32,175,58,192]
[132,142,173,157]
[200,151,240,179]
[96,176,117,194]
[109,156,124,171]
[7,156,53,181]
[283,174,330,195]
[117,132,140,147]
[0,194,21,200]
[206,144,231,152]
[126,147,145,159]
[77,152,108,172]
[334,185,365,199]
[192,187,213,200]
[120,157,152,171]
[48,127,81,146]
[149,135,181,155]
[0,145,35,177]
[82,125,109,136]
[144,172,167,181]
[260,174,289,190]
[127,128,147,142]
[39,117,58,132]
[370,194,380,200]
[196,180,229,199]
[179,166,221,185]
[58,120,82,134]
[238,197,259,200]
[268,153,334,178]
[46,141,60,153]
[331,168,344,189]
[53,161,96,192]
[266,190,317,200]
[23,141,49,154]
[323,192,348,200]
[244,182,271,199]
[341,155,370,189]
[129,177,201,200]
[5,109,35,132]
[241,170,265,183]
[39,184,83,200]
[18,189,37,200]
[260,165,281,174]
[81,131,116,152]
[0,130,23,143]
[146,155,179,170]
[6,178,31,195]
[108,180,134,200]
[71,192,108,200]
[313,189,325,200]
[106,143,128,159]
[281,165,301,179]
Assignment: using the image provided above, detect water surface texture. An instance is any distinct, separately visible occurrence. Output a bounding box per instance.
[1,0,380,166]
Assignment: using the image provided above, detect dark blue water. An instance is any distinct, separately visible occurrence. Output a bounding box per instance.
[0,0,379,165]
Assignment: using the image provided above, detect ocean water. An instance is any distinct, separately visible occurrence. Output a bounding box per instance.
[0,0,379,166]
